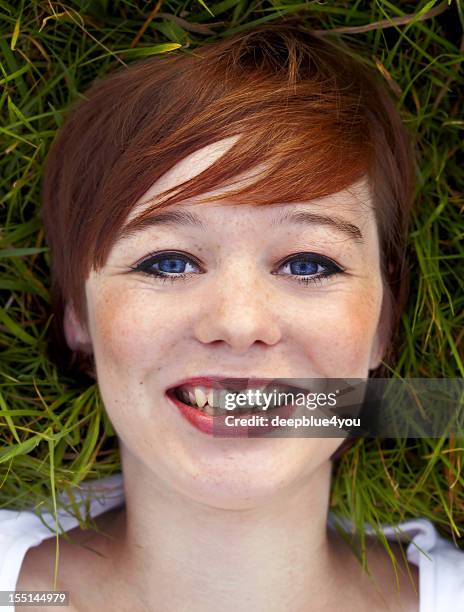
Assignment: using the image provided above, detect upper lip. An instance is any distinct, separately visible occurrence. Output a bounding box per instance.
[167,376,300,392]
[168,376,276,391]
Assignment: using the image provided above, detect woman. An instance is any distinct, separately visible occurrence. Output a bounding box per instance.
[5,21,464,612]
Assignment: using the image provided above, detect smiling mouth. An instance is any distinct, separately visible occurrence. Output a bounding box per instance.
[168,383,300,417]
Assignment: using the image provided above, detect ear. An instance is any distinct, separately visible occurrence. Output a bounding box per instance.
[368,286,392,372]
[369,330,386,371]
[63,302,93,354]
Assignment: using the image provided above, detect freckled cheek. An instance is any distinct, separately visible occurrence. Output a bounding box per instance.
[297,290,381,366]
[89,293,184,369]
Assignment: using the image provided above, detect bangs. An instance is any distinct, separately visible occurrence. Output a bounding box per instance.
[118,123,371,242]
[103,78,373,257]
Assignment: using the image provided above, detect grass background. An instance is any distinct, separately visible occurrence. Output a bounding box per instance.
[0,0,463,572]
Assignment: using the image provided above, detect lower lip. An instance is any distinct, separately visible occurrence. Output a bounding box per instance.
[166,390,299,437]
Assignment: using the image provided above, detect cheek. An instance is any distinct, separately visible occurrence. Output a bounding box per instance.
[88,288,174,372]
[297,286,382,372]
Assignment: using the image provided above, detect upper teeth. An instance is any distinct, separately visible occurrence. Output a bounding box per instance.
[195,388,209,409]
[176,385,293,412]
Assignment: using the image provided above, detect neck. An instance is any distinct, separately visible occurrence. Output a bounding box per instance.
[106,448,351,612]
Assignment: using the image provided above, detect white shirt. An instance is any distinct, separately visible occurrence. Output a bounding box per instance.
[0,472,463,611]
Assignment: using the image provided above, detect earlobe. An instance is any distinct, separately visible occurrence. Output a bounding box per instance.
[63,302,93,353]
[369,288,392,372]
[368,339,384,371]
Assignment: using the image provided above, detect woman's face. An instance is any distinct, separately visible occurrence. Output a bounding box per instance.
[66,138,389,508]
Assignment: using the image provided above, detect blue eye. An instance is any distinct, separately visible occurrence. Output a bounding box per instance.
[285,260,319,275]
[155,256,193,274]
[131,251,344,286]
[276,253,343,286]
[133,252,200,282]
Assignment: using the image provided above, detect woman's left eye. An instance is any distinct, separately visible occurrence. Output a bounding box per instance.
[276,252,344,286]
[131,251,344,286]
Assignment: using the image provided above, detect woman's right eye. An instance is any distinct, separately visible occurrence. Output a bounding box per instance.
[132,252,201,283]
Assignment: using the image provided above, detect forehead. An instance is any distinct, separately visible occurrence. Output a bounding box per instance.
[123,136,375,230]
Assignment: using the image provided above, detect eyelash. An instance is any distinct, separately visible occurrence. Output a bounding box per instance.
[130,251,345,288]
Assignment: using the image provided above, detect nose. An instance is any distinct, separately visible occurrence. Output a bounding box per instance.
[193,264,282,354]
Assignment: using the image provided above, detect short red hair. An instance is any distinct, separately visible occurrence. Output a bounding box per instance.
[41,21,415,378]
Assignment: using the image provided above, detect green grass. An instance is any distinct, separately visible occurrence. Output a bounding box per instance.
[1,0,463,567]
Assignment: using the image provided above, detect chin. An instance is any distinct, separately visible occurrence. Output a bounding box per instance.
[163,438,336,510]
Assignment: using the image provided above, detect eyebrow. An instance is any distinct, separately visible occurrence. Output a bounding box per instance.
[119,207,364,243]
[270,209,363,242]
